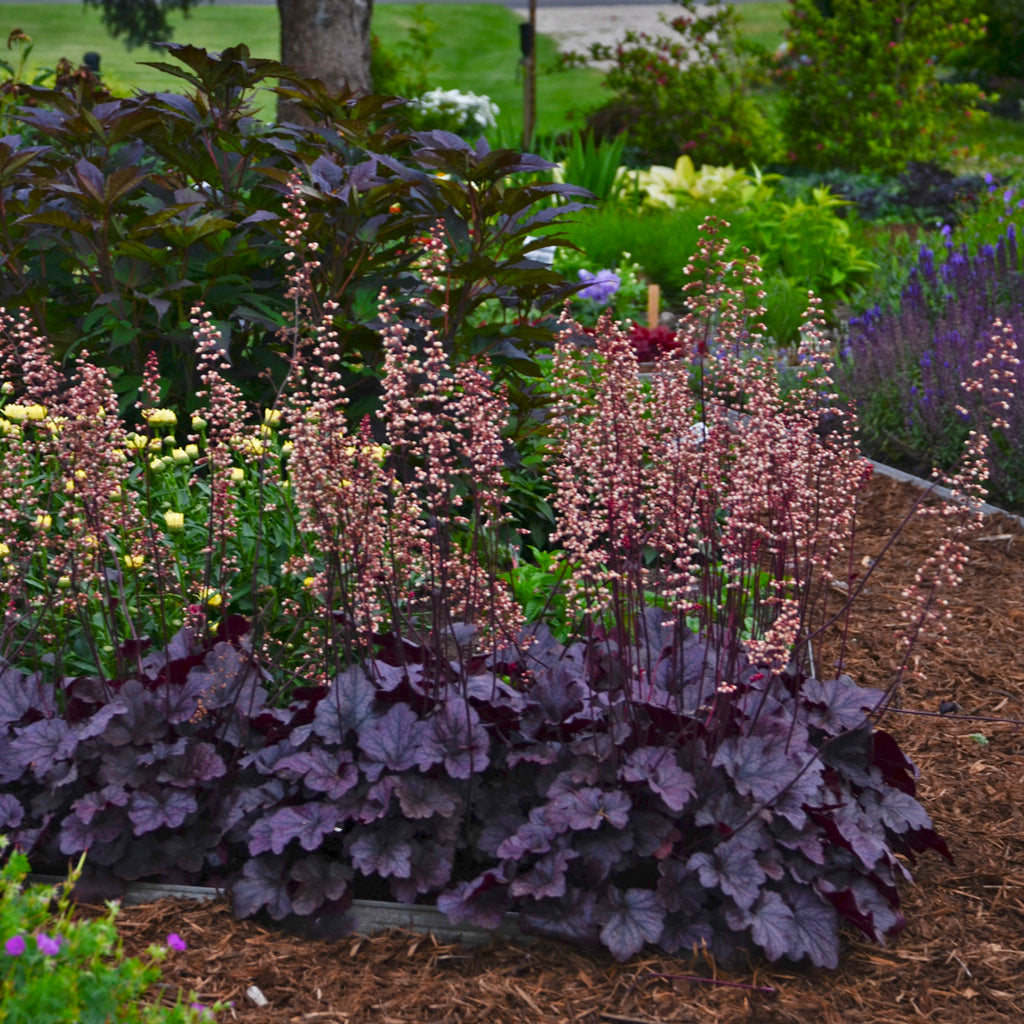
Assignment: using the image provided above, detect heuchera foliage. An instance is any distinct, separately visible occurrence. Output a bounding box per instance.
[0,212,978,966]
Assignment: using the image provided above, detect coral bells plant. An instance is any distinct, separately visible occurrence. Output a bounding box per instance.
[0,207,993,968]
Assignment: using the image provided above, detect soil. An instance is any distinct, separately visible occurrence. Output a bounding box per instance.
[76,473,1024,1024]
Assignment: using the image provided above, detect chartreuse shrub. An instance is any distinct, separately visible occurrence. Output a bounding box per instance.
[0,207,999,966]
[0,838,222,1022]
[781,0,987,174]
[557,168,875,341]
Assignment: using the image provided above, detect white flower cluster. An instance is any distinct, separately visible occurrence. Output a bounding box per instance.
[413,88,499,134]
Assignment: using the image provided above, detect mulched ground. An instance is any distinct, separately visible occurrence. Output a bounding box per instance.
[78,473,1024,1024]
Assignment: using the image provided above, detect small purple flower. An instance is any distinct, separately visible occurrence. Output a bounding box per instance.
[1004,187,1015,206]
[984,171,995,192]
[4,935,26,956]
[35,933,61,956]
[189,1003,213,1020]
[940,223,951,240]
[577,268,621,304]
[167,932,187,952]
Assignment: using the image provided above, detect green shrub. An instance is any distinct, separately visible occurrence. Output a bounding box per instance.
[0,840,221,1023]
[780,0,987,173]
[949,0,1024,81]
[569,0,779,167]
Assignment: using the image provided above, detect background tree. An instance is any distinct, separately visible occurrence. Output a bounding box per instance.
[83,0,373,105]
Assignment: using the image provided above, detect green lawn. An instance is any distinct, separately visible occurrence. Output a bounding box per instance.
[0,2,604,135]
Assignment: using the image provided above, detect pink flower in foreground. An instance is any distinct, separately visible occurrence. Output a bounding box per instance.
[4,935,26,956]
[36,933,61,956]
[167,932,187,952]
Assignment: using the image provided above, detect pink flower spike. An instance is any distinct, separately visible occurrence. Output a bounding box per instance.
[167,932,187,952]
[36,933,61,956]
[4,935,26,956]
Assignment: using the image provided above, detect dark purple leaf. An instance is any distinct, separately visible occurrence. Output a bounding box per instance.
[276,748,359,800]
[72,702,129,741]
[0,667,55,726]
[803,676,886,733]
[509,847,578,900]
[437,871,509,931]
[184,642,268,716]
[309,667,377,743]
[128,789,198,834]
[72,785,128,825]
[289,855,352,916]
[0,794,23,830]
[783,885,840,968]
[518,887,600,947]
[420,697,489,779]
[712,736,813,806]
[358,703,425,778]
[598,887,665,961]
[730,890,795,962]
[818,875,902,941]
[231,855,292,920]
[390,839,454,902]
[100,681,167,745]
[687,835,767,911]
[249,802,340,855]
[620,746,696,812]
[393,776,461,820]
[548,787,631,832]
[497,812,559,859]
[158,741,228,786]
[574,827,634,879]
[864,787,933,834]
[12,718,76,780]
[58,808,127,854]
[656,860,706,915]
[346,828,413,878]
[871,729,919,795]
[658,913,715,955]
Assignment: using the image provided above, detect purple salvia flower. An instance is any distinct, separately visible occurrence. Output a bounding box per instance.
[36,933,61,956]
[4,935,26,956]
[577,268,621,303]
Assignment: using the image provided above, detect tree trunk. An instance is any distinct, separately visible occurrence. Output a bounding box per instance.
[276,0,374,122]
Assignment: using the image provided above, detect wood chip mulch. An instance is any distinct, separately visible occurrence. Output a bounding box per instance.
[75,474,1024,1024]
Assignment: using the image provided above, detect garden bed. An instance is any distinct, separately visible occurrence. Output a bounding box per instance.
[73,472,1024,1024]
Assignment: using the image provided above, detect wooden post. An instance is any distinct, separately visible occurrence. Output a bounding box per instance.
[647,283,660,329]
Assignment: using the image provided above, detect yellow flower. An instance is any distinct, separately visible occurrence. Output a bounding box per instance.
[149,458,167,473]
[164,510,185,532]
[184,443,200,458]
[125,433,148,450]
[281,441,294,457]
[191,416,207,432]
[123,553,145,570]
[64,479,75,494]
[303,576,316,589]
[57,576,72,590]
[171,448,190,463]
[0,542,9,557]
[3,406,27,422]
[24,404,46,421]
[142,408,177,427]
[263,409,282,427]
[197,586,222,608]
[240,436,267,456]
[0,382,12,394]
[230,467,244,482]
[33,514,52,530]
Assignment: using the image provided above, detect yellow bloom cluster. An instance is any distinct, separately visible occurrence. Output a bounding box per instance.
[141,408,177,427]
[3,404,47,422]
